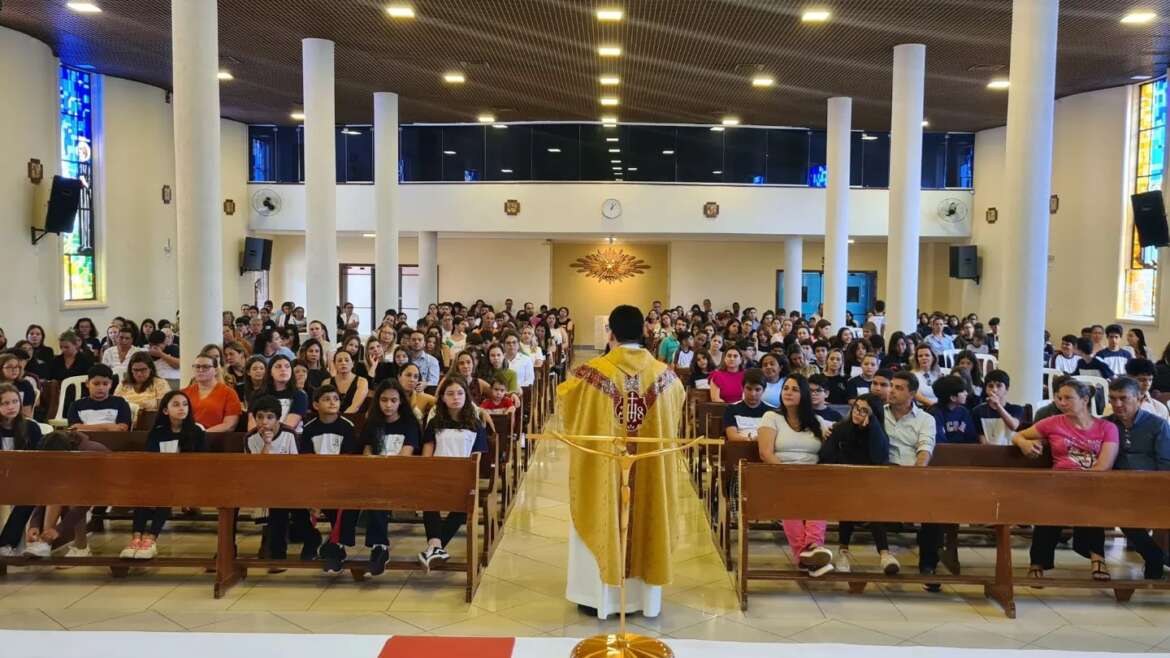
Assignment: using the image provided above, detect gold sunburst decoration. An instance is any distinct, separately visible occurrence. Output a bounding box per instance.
[570,247,651,284]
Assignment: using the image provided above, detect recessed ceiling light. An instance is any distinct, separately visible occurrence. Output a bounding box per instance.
[861,134,878,141]
[987,79,1010,90]
[608,148,620,153]
[492,124,508,129]
[611,159,621,163]
[443,72,466,84]
[606,137,619,142]
[363,233,377,238]
[802,9,831,22]
[598,45,622,57]
[1131,74,1152,80]
[547,148,562,153]
[599,75,620,85]
[751,75,774,87]
[1121,10,1157,24]
[662,149,675,155]
[627,167,638,171]
[612,166,623,170]
[722,117,740,126]
[290,111,305,120]
[477,113,495,123]
[66,2,102,13]
[386,4,415,18]
[921,119,930,127]
[596,7,623,21]
[501,168,513,173]
[712,170,723,175]
[601,115,618,124]
[600,97,620,106]
[710,126,724,132]
[443,150,456,155]
[341,128,361,135]
[217,70,234,81]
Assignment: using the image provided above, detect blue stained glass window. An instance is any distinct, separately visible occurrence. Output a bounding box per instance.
[59,66,96,302]
[807,165,827,188]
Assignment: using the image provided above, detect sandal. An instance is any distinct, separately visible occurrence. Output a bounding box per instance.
[1028,566,1045,589]
[1091,559,1111,582]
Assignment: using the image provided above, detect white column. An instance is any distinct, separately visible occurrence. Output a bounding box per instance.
[373,92,400,320]
[886,43,926,335]
[822,97,851,326]
[417,230,438,310]
[303,38,337,326]
[171,0,223,373]
[783,237,804,313]
[1000,0,1059,404]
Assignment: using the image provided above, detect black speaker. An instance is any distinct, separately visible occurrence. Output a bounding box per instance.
[949,245,979,280]
[1131,191,1170,248]
[241,237,273,272]
[44,175,83,234]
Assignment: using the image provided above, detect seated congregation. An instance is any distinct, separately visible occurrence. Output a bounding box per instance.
[2,296,1170,610]
[0,299,571,585]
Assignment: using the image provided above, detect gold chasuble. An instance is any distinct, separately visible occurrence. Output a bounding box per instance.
[559,346,685,587]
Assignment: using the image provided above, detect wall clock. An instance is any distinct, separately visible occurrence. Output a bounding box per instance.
[601,198,622,220]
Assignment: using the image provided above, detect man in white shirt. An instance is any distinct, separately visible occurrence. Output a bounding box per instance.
[922,316,955,357]
[884,371,942,591]
[1126,359,1170,421]
[502,331,535,387]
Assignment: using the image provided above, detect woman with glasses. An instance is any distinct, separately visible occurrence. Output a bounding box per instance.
[0,354,35,418]
[115,352,170,412]
[182,353,243,432]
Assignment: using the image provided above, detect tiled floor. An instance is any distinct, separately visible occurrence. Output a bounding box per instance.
[2,434,1170,651]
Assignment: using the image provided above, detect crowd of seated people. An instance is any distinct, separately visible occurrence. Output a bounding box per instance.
[651,298,1170,584]
[0,298,574,571]
[2,296,1170,589]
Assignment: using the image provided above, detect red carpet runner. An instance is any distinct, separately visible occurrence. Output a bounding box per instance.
[379,636,516,658]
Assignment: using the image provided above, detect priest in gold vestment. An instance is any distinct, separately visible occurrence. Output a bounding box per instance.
[557,305,685,619]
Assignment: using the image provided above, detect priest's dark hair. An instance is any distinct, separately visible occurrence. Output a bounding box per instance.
[608,305,644,344]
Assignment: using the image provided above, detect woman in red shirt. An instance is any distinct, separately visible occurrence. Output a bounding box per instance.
[181,353,242,432]
[709,346,746,403]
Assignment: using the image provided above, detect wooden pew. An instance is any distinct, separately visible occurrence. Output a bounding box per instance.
[735,461,1170,616]
[716,440,760,568]
[694,401,727,517]
[0,452,482,601]
[478,421,502,567]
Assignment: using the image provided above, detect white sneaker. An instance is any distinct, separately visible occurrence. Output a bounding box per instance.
[798,545,833,570]
[65,546,92,558]
[835,549,853,574]
[22,541,51,558]
[134,538,158,560]
[809,562,835,578]
[0,546,17,557]
[881,553,901,575]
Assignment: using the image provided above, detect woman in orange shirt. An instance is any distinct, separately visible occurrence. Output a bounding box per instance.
[181,353,242,432]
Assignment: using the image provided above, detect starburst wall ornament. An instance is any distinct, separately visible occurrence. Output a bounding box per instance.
[570,247,651,284]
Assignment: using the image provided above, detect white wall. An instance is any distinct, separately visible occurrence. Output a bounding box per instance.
[248,182,973,239]
[967,85,1170,349]
[264,234,553,318]
[0,27,62,336]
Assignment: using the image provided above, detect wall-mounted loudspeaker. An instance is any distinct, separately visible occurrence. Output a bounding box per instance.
[241,237,273,274]
[1131,191,1170,249]
[949,245,979,284]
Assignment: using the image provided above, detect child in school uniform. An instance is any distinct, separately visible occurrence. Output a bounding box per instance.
[479,376,516,414]
[121,390,207,559]
[845,354,880,402]
[0,383,44,557]
[930,376,978,444]
[245,395,321,566]
[67,364,132,432]
[302,385,364,574]
[972,369,1025,445]
[417,377,489,571]
[355,380,423,575]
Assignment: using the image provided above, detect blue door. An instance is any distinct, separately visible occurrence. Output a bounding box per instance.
[776,270,822,317]
[845,272,876,321]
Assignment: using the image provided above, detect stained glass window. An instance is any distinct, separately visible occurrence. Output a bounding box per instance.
[59,66,97,302]
[1124,78,1165,319]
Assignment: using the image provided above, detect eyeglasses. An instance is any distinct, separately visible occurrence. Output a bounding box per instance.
[809,386,825,394]
[193,364,215,371]
[852,406,872,416]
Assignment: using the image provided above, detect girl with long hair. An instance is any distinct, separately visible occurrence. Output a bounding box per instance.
[322,349,369,415]
[0,383,43,555]
[251,354,308,432]
[755,373,833,576]
[709,346,745,403]
[121,390,207,559]
[416,377,489,571]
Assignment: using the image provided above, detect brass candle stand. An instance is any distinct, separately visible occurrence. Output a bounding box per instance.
[530,432,724,658]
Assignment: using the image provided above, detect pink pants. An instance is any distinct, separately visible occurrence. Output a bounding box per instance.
[782,519,827,555]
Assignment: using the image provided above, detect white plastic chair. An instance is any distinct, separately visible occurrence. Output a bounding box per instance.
[1073,375,1109,417]
[939,349,961,369]
[54,375,87,420]
[127,401,141,428]
[975,353,998,377]
[37,422,53,436]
